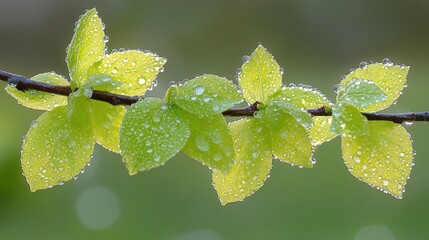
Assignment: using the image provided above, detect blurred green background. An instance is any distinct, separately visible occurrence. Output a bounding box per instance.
[1,0,429,239]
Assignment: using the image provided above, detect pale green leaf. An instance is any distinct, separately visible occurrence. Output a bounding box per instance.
[331,104,368,136]
[168,74,242,115]
[5,72,69,111]
[21,106,94,191]
[270,86,337,145]
[239,45,282,104]
[88,50,166,96]
[342,121,413,198]
[120,98,190,174]
[337,79,386,110]
[212,118,272,205]
[264,107,313,168]
[181,113,234,173]
[66,8,105,87]
[88,100,126,153]
[309,117,338,146]
[341,62,409,112]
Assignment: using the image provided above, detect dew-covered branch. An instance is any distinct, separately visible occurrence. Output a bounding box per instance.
[1,69,428,124]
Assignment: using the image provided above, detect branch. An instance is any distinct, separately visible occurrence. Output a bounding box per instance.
[1,69,428,123]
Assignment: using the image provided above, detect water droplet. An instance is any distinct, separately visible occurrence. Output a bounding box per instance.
[383,180,389,186]
[402,121,414,127]
[138,78,146,85]
[152,115,160,123]
[359,61,368,69]
[280,67,284,75]
[111,68,118,74]
[103,35,109,43]
[382,58,393,66]
[8,77,19,88]
[83,88,93,98]
[236,68,242,75]
[195,137,209,152]
[119,48,126,53]
[333,84,340,93]
[241,55,250,64]
[194,85,206,96]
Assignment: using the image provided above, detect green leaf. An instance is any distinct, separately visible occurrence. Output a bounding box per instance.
[181,113,234,173]
[168,74,242,115]
[341,61,409,112]
[81,73,123,92]
[120,98,190,174]
[21,106,94,191]
[239,45,282,104]
[88,50,166,96]
[212,118,272,205]
[309,117,338,146]
[271,86,337,146]
[5,72,69,111]
[264,108,313,168]
[337,79,386,110]
[88,100,126,153]
[342,121,413,198]
[66,8,105,87]
[331,104,368,136]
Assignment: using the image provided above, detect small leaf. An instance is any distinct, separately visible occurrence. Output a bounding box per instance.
[342,121,413,198]
[120,98,190,174]
[331,104,368,136]
[264,108,313,168]
[212,118,272,205]
[309,117,338,146]
[88,50,166,96]
[66,8,105,87]
[88,100,126,153]
[266,100,313,129]
[271,86,337,146]
[341,61,409,112]
[21,106,94,191]
[5,72,69,111]
[337,79,386,110]
[181,113,234,173]
[168,74,242,115]
[239,45,282,104]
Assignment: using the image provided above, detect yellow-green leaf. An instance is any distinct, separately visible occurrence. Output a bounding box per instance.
[66,8,105,87]
[331,104,368,136]
[88,50,166,96]
[212,118,272,205]
[21,106,94,191]
[239,45,282,104]
[271,86,337,146]
[341,61,409,112]
[182,113,234,173]
[5,72,69,111]
[342,121,413,198]
[89,100,126,153]
[309,117,338,146]
[265,108,313,168]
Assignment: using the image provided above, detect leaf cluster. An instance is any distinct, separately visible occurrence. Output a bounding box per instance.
[4,9,413,205]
